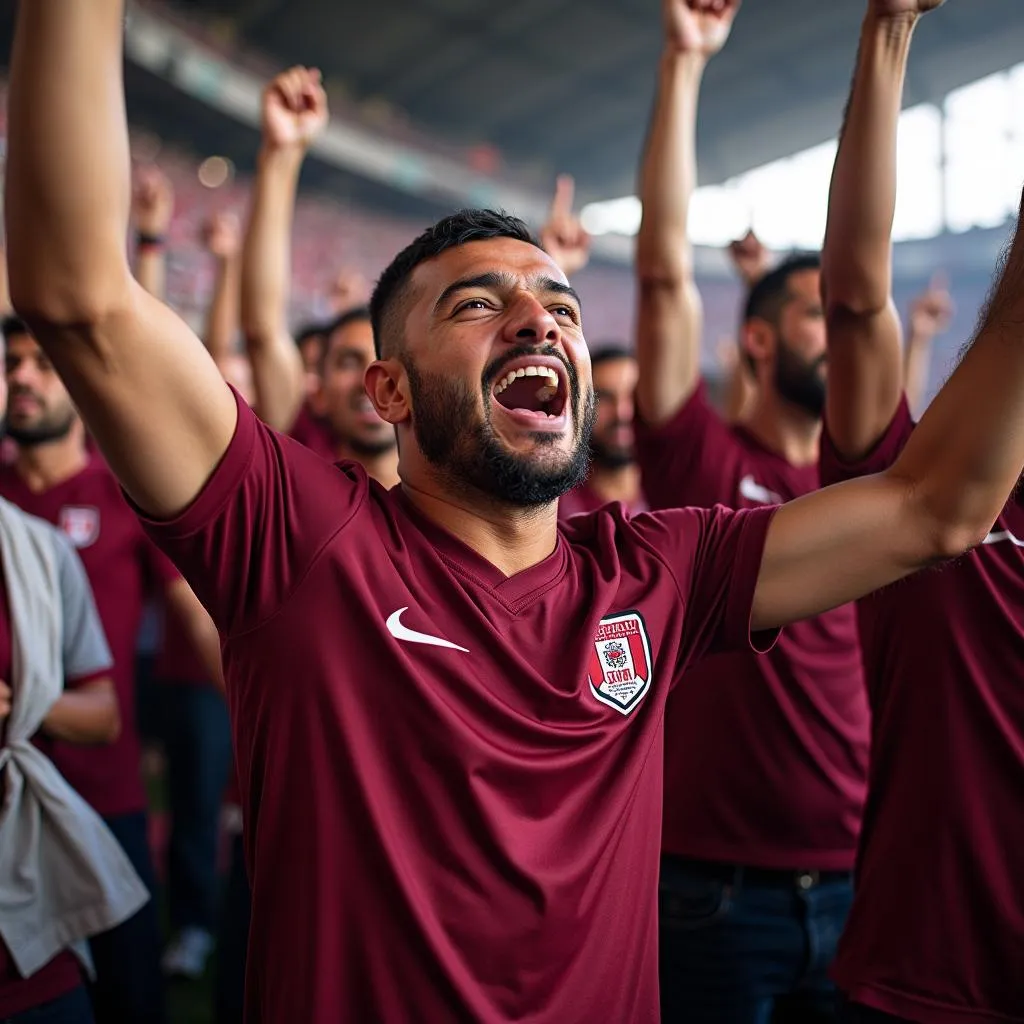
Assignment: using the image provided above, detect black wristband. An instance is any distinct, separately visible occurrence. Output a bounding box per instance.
[136,231,166,248]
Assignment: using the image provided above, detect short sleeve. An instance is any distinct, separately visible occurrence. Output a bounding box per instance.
[819,396,916,486]
[635,382,743,510]
[134,390,366,637]
[52,529,113,683]
[627,503,780,663]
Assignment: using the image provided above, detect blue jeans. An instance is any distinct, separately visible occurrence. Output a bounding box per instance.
[88,812,166,1024]
[213,832,251,1024]
[837,996,908,1023]
[658,855,853,1023]
[158,684,232,933]
[4,985,94,1023]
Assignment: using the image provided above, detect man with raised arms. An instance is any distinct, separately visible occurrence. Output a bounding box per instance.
[819,1,1024,1021]
[634,2,865,1016]
[6,1,1024,1021]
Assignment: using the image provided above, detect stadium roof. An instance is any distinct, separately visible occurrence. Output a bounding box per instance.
[160,0,1024,202]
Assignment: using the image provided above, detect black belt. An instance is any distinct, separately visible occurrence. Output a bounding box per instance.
[662,854,851,890]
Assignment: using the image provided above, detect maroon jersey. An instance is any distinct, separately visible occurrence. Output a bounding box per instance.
[139,392,777,1024]
[0,457,161,816]
[289,402,334,461]
[820,397,1024,1023]
[636,384,867,869]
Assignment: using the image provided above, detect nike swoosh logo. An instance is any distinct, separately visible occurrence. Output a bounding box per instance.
[385,607,469,653]
[982,529,1024,548]
[738,475,782,506]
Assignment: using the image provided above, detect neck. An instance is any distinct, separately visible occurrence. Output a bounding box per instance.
[402,477,558,578]
[337,442,401,489]
[743,389,821,467]
[14,432,89,492]
[587,462,641,504]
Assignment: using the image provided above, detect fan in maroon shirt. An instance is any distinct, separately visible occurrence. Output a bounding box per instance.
[9,5,1024,1018]
[634,1,866,1016]
[0,317,216,1024]
[820,2,1024,1021]
[560,346,648,520]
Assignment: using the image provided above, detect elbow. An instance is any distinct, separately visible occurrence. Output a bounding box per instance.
[636,259,690,294]
[11,284,133,342]
[100,697,122,745]
[821,268,889,323]
[928,519,993,565]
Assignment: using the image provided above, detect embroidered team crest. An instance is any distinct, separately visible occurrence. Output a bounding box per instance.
[587,611,653,716]
[58,505,100,548]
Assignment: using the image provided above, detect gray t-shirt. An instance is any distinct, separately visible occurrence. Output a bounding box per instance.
[48,526,112,682]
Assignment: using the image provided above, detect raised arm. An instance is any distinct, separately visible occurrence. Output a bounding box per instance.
[5,0,236,518]
[635,0,739,426]
[904,274,953,415]
[131,166,175,302]
[240,66,326,432]
[201,212,243,373]
[822,0,944,460]
[752,180,1024,630]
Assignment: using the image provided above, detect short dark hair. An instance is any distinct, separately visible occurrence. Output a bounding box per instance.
[369,209,540,359]
[319,306,372,374]
[591,345,634,371]
[1,315,32,341]
[741,253,821,373]
[743,253,821,326]
[294,322,326,351]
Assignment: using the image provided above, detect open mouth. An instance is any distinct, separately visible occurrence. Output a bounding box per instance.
[491,359,569,421]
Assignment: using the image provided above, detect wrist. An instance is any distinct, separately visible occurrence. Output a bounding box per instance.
[136,230,166,250]
[258,142,307,172]
[864,8,918,47]
[662,47,708,74]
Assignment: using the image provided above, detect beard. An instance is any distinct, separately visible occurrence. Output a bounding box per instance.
[774,339,826,418]
[5,407,76,447]
[403,350,594,507]
[348,432,397,459]
[590,433,634,471]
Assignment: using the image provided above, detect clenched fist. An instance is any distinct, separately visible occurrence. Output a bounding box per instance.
[262,66,329,152]
[664,0,741,57]
[201,212,241,259]
[132,165,174,236]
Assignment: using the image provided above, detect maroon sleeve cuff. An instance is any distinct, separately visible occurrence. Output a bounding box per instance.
[634,380,718,445]
[65,668,111,690]
[134,387,257,543]
[721,505,782,655]
[819,396,916,486]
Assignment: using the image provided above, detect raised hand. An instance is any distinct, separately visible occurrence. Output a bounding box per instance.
[202,212,241,260]
[727,230,772,286]
[262,66,329,151]
[910,273,955,340]
[869,0,945,16]
[132,165,175,237]
[664,0,741,57]
[539,175,591,278]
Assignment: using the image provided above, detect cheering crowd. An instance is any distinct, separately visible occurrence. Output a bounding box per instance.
[0,0,1021,1022]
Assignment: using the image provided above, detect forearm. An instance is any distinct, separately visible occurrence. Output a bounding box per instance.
[635,52,706,423]
[135,247,167,303]
[903,328,932,415]
[894,218,1024,550]
[636,52,704,284]
[6,0,132,322]
[42,680,120,744]
[205,254,241,366]
[823,12,915,314]
[241,146,305,429]
[168,581,226,694]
